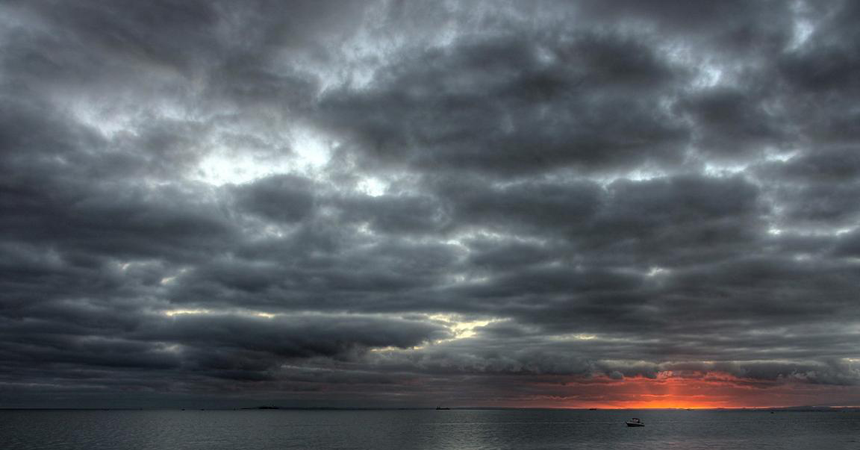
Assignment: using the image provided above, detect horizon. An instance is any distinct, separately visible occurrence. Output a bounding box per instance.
[2,0,860,411]
[5,404,860,411]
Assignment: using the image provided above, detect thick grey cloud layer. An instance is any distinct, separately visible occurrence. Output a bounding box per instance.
[2,0,860,408]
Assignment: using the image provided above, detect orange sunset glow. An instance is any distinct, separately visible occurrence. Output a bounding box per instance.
[506,371,860,410]
[588,375,752,409]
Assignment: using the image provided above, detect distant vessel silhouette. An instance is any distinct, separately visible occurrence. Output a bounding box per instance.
[625,418,644,427]
[435,405,451,410]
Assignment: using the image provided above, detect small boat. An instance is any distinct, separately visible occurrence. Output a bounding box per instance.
[626,418,645,427]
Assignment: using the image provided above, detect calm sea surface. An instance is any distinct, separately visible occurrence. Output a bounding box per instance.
[2,409,859,449]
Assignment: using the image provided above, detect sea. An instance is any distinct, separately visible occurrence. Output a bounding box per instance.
[1,409,859,449]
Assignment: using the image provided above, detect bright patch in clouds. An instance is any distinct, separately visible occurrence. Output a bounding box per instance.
[356,176,387,196]
[430,314,501,340]
[162,308,277,319]
[194,148,294,186]
[291,127,333,170]
[193,127,332,186]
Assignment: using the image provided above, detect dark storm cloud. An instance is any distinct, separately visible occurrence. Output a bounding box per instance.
[319,29,689,177]
[2,0,860,408]
[0,306,448,384]
[233,174,317,223]
[756,146,860,227]
[678,87,789,157]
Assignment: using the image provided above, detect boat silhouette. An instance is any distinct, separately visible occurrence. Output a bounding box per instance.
[625,418,644,427]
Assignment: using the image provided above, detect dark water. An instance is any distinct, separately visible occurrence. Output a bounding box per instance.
[2,409,859,449]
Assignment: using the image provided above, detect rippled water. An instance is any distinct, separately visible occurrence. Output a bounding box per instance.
[2,409,859,449]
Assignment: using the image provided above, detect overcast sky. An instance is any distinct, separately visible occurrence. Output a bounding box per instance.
[2,0,860,409]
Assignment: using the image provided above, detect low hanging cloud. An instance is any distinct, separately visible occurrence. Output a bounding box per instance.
[2,0,860,408]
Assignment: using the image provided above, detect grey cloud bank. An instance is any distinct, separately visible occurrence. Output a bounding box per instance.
[1,0,859,408]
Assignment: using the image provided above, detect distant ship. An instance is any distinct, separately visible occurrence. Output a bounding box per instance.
[435,405,451,410]
[625,418,644,427]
